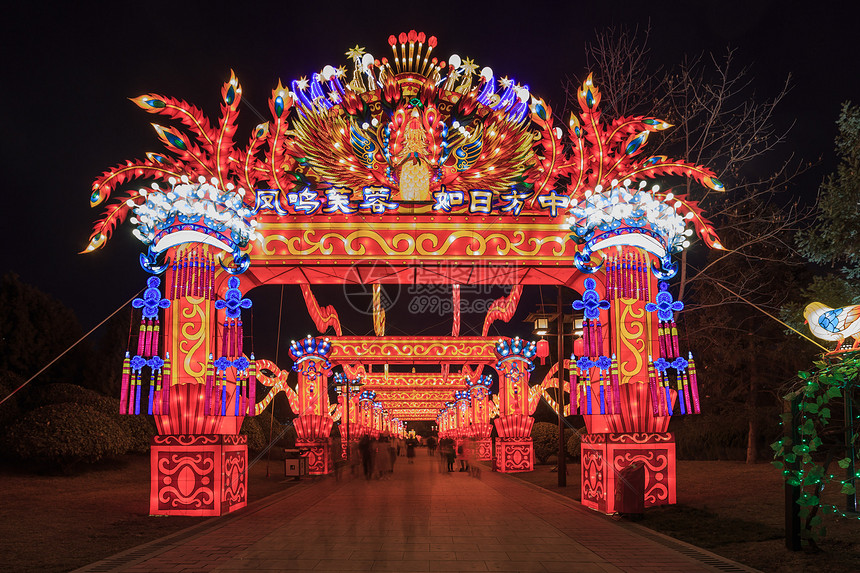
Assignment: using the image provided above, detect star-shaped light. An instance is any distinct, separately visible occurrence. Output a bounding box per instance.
[460,57,478,76]
[645,282,684,321]
[345,45,366,60]
[295,76,309,91]
[499,76,513,88]
[335,65,347,78]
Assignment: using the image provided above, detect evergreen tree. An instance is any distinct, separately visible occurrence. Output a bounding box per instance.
[798,102,860,276]
[0,273,96,392]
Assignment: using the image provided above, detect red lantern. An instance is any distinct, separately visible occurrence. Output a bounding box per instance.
[573,337,584,358]
[536,339,550,365]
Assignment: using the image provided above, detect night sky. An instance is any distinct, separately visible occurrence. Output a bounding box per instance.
[2,0,856,363]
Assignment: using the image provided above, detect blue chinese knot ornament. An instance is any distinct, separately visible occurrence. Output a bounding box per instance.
[215,276,252,318]
[645,282,684,321]
[131,276,170,318]
[572,277,610,319]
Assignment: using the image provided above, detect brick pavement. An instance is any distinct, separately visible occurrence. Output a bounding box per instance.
[76,453,758,572]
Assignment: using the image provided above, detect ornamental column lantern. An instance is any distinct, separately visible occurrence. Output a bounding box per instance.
[492,336,537,472]
[359,390,376,436]
[289,336,334,474]
[466,374,494,460]
[454,390,471,437]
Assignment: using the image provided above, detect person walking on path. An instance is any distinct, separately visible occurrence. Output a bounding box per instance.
[426,435,437,456]
[406,436,417,463]
[440,437,455,472]
[358,435,373,480]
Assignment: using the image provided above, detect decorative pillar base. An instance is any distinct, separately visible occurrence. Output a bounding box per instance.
[494,437,534,472]
[150,434,247,516]
[478,438,492,460]
[581,432,676,514]
[296,439,333,475]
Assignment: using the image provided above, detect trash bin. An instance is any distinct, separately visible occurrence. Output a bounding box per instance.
[284,449,309,478]
[615,461,645,518]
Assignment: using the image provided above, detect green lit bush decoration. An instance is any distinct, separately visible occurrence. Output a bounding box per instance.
[772,353,859,546]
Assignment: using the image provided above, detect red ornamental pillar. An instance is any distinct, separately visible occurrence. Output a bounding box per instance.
[454,389,471,455]
[446,402,457,439]
[493,337,537,472]
[359,391,375,436]
[373,402,384,437]
[335,376,361,460]
[149,250,251,516]
[467,375,494,460]
[289,336,334,475]
[577,249,678,514]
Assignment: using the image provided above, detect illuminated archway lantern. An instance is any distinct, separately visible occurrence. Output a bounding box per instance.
[467,374,494,460]
[493,337,538,472]
[85,31,725,516]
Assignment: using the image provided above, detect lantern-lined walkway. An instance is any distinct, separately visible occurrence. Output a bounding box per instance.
[78,455,752,572]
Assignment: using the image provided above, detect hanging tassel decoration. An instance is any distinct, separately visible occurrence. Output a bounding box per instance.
[133,370,142,415]
[662,370,672,416]
[633,253,642,300]
[643,256,650,302]
[206,255,215,300]
[171,255,179,300]
[220,371,228,416]
[234,369,244,417]
[119,352,131,414]
[606,258,612,300]
[598,370,606,415]
[161,353,171,415]
[194,249,201,298]
[676,371,686,415]
[222,321,230,359]
[146,320,155,357]
[151,321,160,358]
[688,353,701,414]
[204,354,214,415]
[610,354,621,415]
[182,249,190,298]
[148,368,157,415]
[569,366,578,415]
[584,369,593,415]
[248,355,256,416]
[136,318,146,356]
[647,357,659,416]
[682,369,693,415]
[237,320,244,358]
[671,321,681,357]
[198,249,205,298]
[595,320,603,357]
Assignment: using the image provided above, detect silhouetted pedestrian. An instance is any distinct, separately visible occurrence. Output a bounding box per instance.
[358,435,373,480]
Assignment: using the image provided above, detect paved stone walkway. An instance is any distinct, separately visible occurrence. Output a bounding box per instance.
[77,454,758,572]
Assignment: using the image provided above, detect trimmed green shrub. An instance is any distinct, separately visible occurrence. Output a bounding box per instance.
[240,416,267,452]
[0,372,22,430]
[531,422,559,464]
[26,382,155,454]
[3,403,131,470]
[566,427,585,460]
[27,382,103,410]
